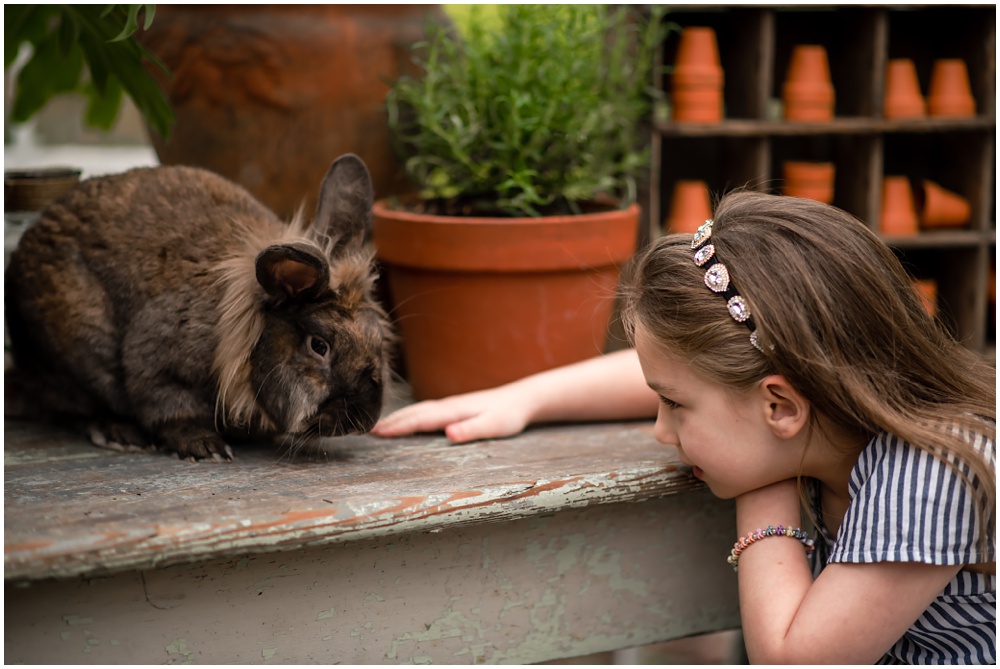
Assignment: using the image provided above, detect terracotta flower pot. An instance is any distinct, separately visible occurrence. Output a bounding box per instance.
[880,176,919,236]
[912,278,938,318]
[927,59,976,118]
[782,161,835,204]
[783,45,835,121]
[671,27,724,123]
[664,180,712,234]
[140,5,448,219]
[373,202,640,399]
[917,179,971,229]
[884,59,926,119]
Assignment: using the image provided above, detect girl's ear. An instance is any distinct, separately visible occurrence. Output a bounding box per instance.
[758,375,810,440]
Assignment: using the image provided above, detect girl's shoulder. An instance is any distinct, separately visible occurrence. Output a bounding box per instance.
[835,429,995,566]
[850,425,994,488]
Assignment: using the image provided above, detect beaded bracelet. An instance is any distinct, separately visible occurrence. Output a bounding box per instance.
[727,525,815,572]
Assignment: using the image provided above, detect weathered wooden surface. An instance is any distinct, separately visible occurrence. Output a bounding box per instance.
[6,491,740,664]
[5,417,708,581]
[5,417,741,664]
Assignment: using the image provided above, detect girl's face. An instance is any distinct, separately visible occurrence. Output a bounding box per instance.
[634,323,802,499]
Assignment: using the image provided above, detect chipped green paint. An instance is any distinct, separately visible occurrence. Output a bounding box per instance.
[165,637,194,663]
[5,483,739,664]
[62,614,93,626]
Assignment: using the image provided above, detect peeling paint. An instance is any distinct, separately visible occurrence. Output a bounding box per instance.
[62,614,93,626]
[6,422,739,665]
[585,544,648,597]
[164,637,194,664]
[6,421,697,582]
[387,607,476,661]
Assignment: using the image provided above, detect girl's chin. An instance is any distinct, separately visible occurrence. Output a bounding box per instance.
[696,474,740,500]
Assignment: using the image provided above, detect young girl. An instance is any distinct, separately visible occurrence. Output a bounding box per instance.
[373,191,996,663]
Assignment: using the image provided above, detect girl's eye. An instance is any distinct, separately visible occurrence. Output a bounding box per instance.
[308,335,329,358]
[659,395,680,409]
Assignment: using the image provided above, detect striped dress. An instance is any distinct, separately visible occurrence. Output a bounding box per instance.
[809,427,996,664]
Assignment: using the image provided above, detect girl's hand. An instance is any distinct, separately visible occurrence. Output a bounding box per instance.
[373,349,658,444]
[371,386,534,443]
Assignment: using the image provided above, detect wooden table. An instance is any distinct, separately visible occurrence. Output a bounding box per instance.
[4,416,740,664]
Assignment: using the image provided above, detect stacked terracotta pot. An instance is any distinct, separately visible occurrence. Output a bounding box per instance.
[671,27,724,123]
[783,45,835,121]
[880,177,971,235]
[884,57,977,119]
[664,180,712,233]
[782,161,835,204]
[927,59,976,117]
[884,59,926,119]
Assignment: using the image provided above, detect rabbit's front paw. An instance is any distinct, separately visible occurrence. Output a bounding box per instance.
[88,419,156,454]
[157,424,235,462]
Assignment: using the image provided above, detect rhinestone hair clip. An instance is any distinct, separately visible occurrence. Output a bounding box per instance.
[691,219,765,353]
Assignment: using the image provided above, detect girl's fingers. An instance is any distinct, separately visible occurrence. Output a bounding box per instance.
[372,399,476,437]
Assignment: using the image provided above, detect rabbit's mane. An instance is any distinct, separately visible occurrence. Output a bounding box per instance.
[210,211,379,433]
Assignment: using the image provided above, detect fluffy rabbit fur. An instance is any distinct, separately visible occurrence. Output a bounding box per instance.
[5,154,391,461]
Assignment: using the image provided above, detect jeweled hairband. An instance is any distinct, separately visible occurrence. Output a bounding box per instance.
[691,219,765,353]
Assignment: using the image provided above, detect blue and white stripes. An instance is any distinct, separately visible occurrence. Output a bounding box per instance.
[816,427,995,664]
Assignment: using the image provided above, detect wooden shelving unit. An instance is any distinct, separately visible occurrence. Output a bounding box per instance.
[647,5,996,354]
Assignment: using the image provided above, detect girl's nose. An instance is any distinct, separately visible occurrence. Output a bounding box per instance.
[652,411,679,446]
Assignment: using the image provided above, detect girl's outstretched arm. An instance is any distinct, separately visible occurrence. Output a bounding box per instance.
[372,348,657,443]
[735,480,963,664]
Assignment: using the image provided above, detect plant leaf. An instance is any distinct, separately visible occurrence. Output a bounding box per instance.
[83,76,124,129]
[6,4,174,139]
[11,32,84,123]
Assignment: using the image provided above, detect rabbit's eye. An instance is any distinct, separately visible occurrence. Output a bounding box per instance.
[308,335,329,358]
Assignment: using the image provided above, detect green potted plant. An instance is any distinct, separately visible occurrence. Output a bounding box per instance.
[374,5,674,400]
[5,4,173,140]
[4,5,172,262]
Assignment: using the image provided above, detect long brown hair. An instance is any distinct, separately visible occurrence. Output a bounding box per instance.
[620,190,995,547]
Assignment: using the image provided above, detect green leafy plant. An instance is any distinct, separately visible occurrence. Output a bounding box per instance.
[387,4,676,217]
[5,4,173,139]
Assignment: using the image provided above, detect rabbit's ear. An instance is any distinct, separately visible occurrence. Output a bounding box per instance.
[313,153,373,254]
[255,243,330,301]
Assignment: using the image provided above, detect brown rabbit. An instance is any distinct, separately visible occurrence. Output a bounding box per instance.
[5,154,391,461]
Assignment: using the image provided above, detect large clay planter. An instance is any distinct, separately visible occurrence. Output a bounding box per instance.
[917,179,971,229]
[140,5,448,219]
[664,180,712,233]
[927,59,976,117]
[880,176,919,236]
[373,202,641,399]
[671,27,724,123]
[884,59,926,119]
[782,161,835,204]
[783,45,835,121]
